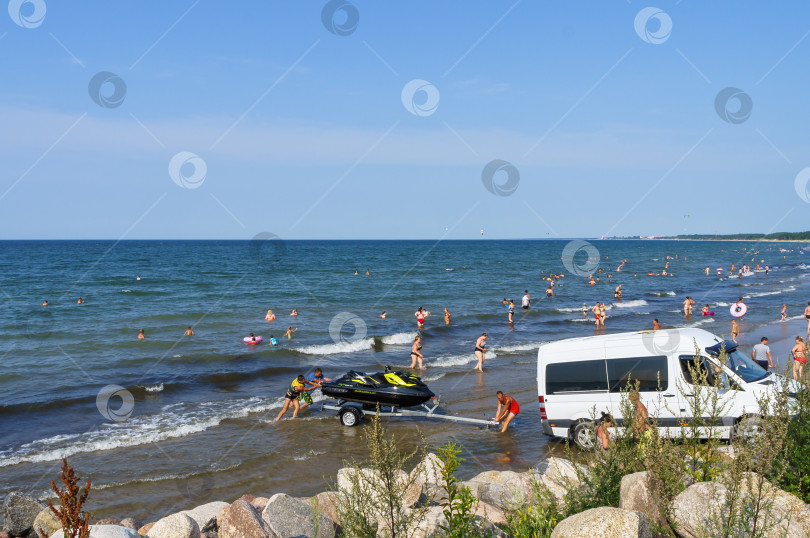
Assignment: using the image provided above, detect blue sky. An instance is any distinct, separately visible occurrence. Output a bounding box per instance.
[1,1,809,239]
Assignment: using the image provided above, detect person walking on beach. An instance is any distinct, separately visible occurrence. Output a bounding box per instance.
[653,318,662,331]
[731,319,740,344]
[275,375,317,420]
[522,290,530,310]
[284,326,298,340]
[507,300,515,323]
[474,333,488,371]
[494,391,519,433]
[410,335,424,369]
[184,326,194,336]
[805,302,810,332]
[752,337,774,370]
[792,336,806,381]
[138,329,145,339]
[444,308,451,325]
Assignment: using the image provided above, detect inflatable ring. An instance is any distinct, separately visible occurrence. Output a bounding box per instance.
[730,303,747,318]
[244,336,263,344]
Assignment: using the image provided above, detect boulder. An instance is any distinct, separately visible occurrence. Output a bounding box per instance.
[137,522,156,536]
[551,507,652,538]
[33,509,60,538]
[737,472,810,537]
[670,481,728,538]
[235,497,266,513]
[337,468,423,509]
[260,494,336,538]
[473,501,506,526]
[619,471,668,529]
[462,471,532,511]
[147,513,199,538]
[2,492,47,536]
[217,500,275,538]
[409,453,445,499]
[301,492,339,528]
[532,457,585,508]
[50,525,141,538]
[412,506,446,538]
[118,520,142,532]
[182,502,229,533]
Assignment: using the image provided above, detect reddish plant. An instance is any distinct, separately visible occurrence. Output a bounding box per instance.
[41,458,91,538]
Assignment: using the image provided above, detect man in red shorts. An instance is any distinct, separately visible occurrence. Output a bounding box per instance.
[494,391,519,433]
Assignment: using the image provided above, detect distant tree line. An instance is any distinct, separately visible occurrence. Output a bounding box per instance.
[672,231,810,240]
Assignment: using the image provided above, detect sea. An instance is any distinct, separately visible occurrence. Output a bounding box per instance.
[0,239,808,520]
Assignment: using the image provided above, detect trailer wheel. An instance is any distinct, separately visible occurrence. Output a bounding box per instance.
[572,420,597,451]
[340,407,362,427]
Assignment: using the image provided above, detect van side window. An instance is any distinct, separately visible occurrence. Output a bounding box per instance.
[546,360,608,394]
[607,356,668,392]
[679,355,715,386]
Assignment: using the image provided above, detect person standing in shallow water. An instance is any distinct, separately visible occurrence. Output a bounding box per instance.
[494,391,519,433]
[474,333,488,371]
[410,335,424,369]
[443,308,450,325]
[507,300,515,323]
[522,290,530,310]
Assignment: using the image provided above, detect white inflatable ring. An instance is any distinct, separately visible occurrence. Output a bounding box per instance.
[730,303,747,318]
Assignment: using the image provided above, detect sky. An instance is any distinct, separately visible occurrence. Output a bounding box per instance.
[1,0,810,240]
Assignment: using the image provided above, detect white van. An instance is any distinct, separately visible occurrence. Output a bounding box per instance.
[536,328,791,449]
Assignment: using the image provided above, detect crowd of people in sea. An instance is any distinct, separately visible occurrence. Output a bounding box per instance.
[35,251,810,433]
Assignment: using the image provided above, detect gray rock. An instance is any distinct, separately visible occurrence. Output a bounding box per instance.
[147,513,199,538]
[300,492,339,529]
[118,520,142,532]
[32,509,60,538]
[337,468,423,509]
[411,505,506,538]
[532,457,586,509]
[50,525,141,538]
[736,472,810,538]
[409,453,445,500]
[2,493,47,536]
[619,471,668,530]
[260,494,336,538]
[182,502,229,533]
[462,470,533,511]
[217,500,275,538]
[94,519,119,526]
[551,507,652,538]
[670,481,728,538]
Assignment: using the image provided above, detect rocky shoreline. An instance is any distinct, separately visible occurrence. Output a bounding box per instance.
[3,454,809,538]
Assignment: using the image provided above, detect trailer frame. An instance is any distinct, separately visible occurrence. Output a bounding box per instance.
[320,399,499,428]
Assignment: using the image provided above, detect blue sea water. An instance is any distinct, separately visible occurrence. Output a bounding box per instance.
[0,239,808,519]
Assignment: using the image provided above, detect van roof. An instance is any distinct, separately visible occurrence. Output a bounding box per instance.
[537,327,724,357]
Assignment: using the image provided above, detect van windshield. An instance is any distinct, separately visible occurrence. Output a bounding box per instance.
[723,349,768,383]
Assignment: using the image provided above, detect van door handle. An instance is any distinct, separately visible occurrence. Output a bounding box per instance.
[663,393,676,397]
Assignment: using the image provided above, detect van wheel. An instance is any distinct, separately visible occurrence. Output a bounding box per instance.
[340,407,362,427]
[572,421,597,450]
[731,415,761,442]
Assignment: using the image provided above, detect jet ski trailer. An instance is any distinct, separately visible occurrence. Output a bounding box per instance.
[321,399,499,428]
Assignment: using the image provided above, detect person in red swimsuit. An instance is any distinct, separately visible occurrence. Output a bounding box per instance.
[494,391,519,433]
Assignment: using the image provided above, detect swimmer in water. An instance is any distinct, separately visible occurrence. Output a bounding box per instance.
[653,318,662,331]
[522,291,530,310]
[474,333,488,371]
[184,326,194,336]
[77,297,84,304]
[614,284,622,298]
[415,307,428,329]
[284,326,298,340]
[290,309,298,317]
[410,335,424,369]
[379,311,387,319]
[270,335,278,346]
[444,308,451,325]
[138,329,145,339]
[354,270,358,276]
[265,309,276,321]
[42,300,49,306]
[136,276,141,280]
[582,304,588,319]
[365,269,370,275]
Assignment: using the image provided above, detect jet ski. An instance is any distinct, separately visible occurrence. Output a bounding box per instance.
[321,368,435,407]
